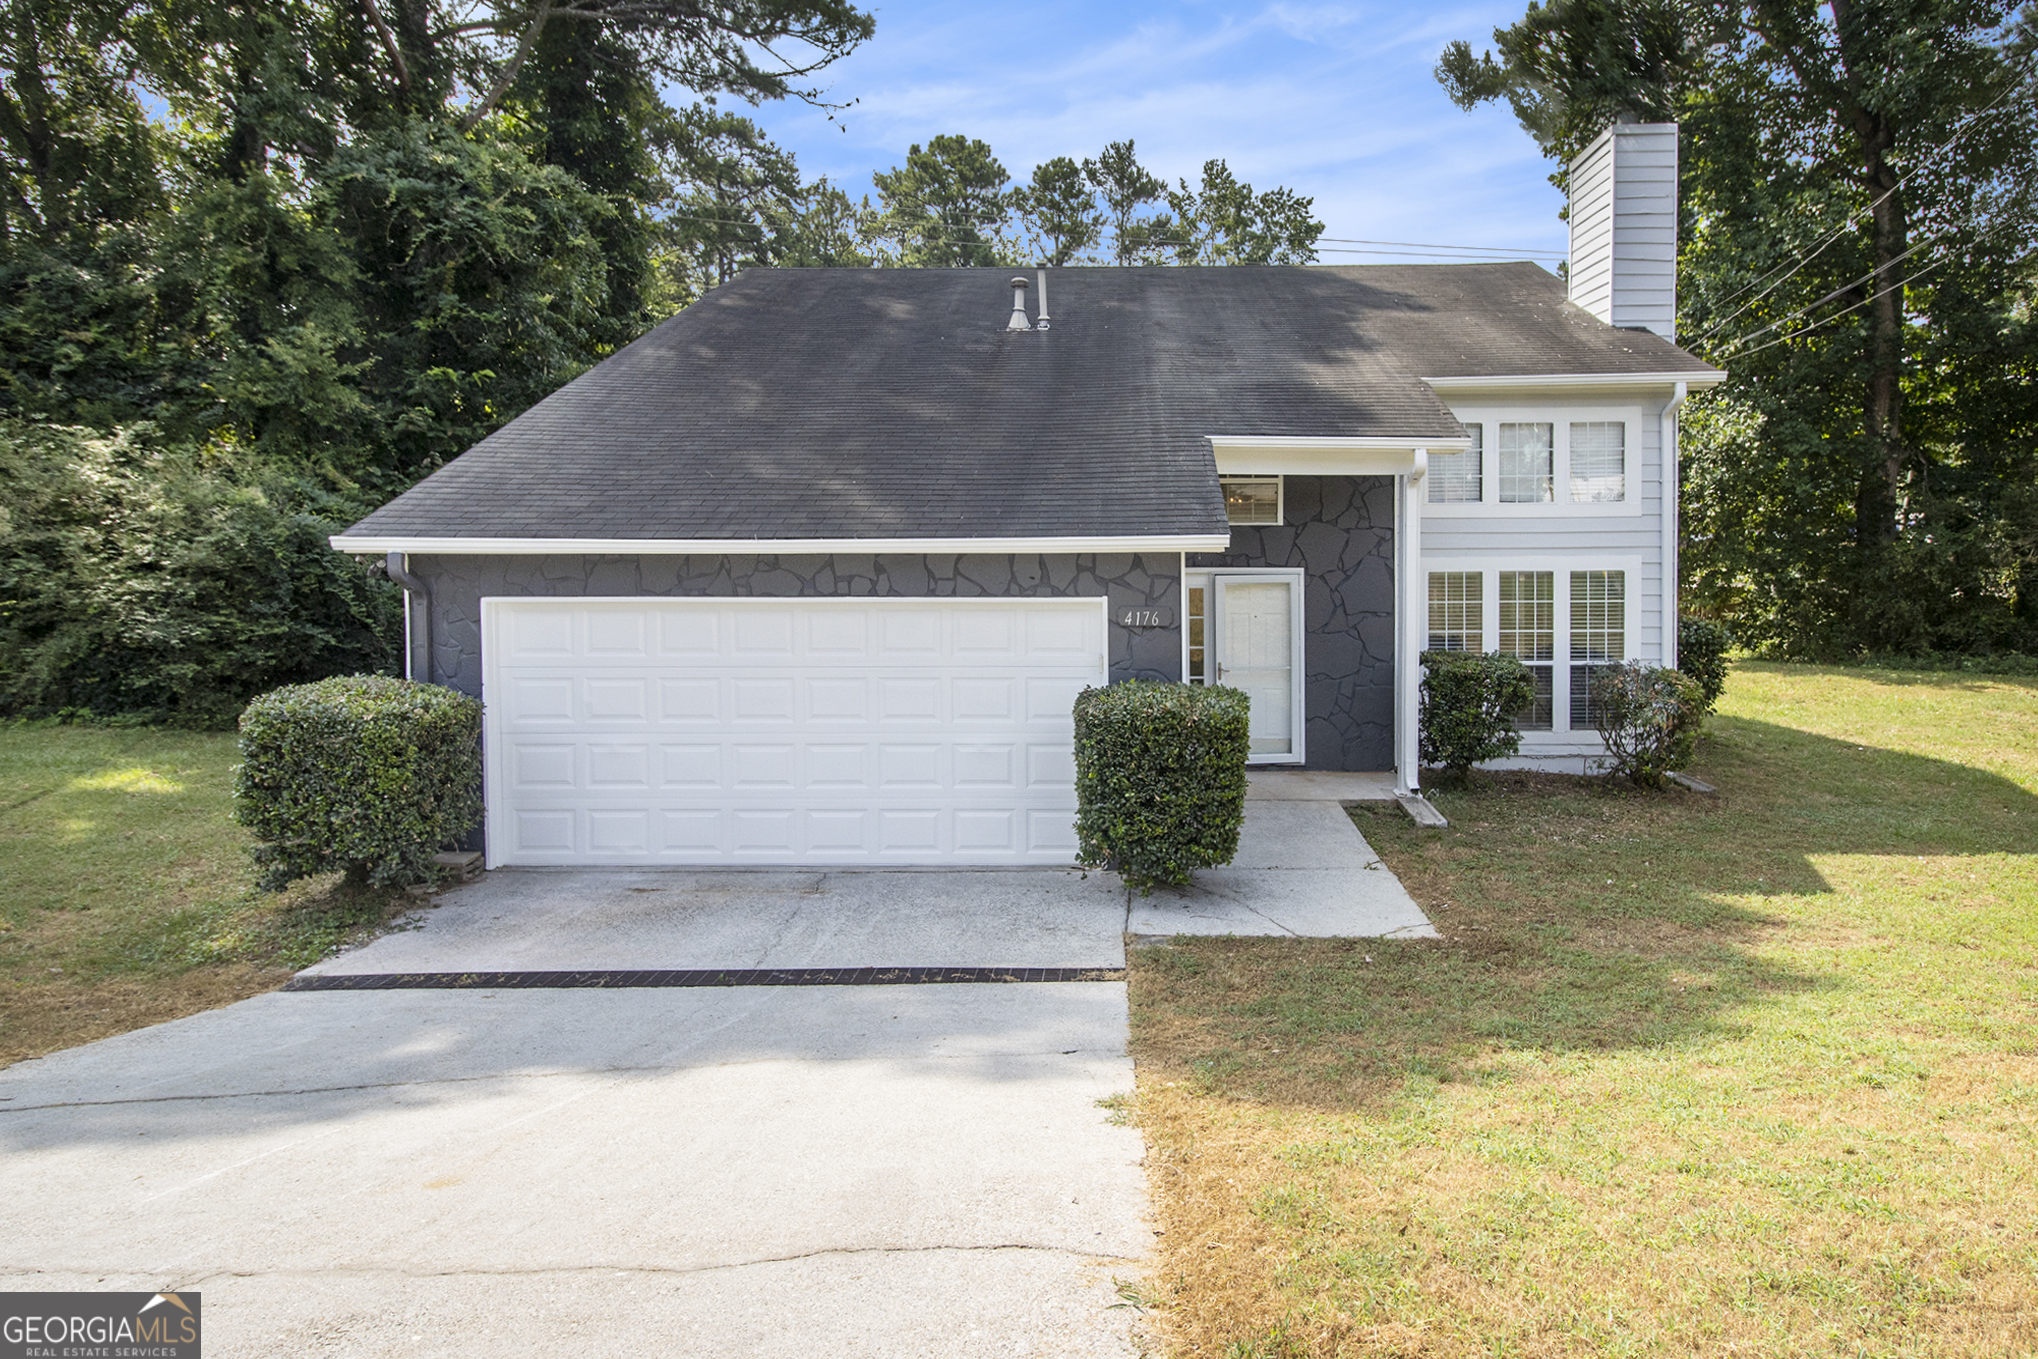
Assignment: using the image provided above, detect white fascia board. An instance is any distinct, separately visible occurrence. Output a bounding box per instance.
[1421,370,1726,392]
[1209,436,1466,477]
[328,533,1232,556]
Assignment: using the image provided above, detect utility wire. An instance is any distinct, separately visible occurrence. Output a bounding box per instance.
[1717,230,1953,353]
[1690,70,2033,345]
[1729,253,1955,360]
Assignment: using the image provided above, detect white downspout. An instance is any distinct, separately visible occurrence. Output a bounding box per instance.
[1660,381,1688,669]
[1396,452,1427,795]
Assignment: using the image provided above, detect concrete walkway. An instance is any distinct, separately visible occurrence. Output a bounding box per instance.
[0,794,1433,1356]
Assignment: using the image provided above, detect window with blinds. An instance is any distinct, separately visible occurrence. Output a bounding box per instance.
[1570,421,1626,502]
[1427,572,1482,650]
[1499,570,1555,729]
[1568,570,1625,728]
[1429,424,1482,503]
[1498,423,1554,503]
[1221,477,1281,524]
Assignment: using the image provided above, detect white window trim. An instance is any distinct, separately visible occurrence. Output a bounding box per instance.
[1423,555,1643,745]
[1426,404,1649,518]
[1218,474,1284,527]
[1180,567,1307,765]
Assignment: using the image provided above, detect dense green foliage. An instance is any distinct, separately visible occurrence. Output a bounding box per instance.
[1418,650,1539,781]
[1591,661,1706,785]
[1441,0,2038,659]
[1073,681,1250,891]
[0,423,398,725]
[1677,615,1734,710]
[234,674,482,888]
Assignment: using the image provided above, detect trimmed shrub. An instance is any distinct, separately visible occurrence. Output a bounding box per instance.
[235,675,483,890]
[1419,650,1537,782]
[1591,663,1706,787]
[1073,680,1250,890]
[1678,616,1733,712]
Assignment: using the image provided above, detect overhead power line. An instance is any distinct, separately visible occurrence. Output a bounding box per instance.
[1691,67,2035,346]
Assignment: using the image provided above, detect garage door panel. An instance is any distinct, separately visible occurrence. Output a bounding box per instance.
[733,611,795,656]
[510,743,576,789]
[953,676,1015,721]
[586,745,650,788]
[587,610,648,656]
[658,678,720,722]
[806,676,869,720]
[486,598,1103,866]
[505,609,575,659]
[878,678,942,721]
[586,678,649,721]
[656,609,720,658]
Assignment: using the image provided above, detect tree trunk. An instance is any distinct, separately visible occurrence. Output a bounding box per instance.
[1832,0,1909,555]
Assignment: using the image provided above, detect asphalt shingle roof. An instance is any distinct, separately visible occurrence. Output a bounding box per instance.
[341,263,1721,543]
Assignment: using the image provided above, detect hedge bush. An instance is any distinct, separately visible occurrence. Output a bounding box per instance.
[235,675,483,890]
[1419,650,1538,782]
[1591,663,1706,787]
[1678,616,1733,713]
[1073,680,1250,890]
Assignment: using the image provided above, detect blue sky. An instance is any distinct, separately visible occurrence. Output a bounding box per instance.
[746,0,1568,268]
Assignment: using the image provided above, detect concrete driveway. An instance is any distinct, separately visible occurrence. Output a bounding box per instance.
[0,797,1431,1356]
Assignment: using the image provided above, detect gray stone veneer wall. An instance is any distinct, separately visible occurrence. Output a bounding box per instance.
[409,551,1185,698]
[1189,475,1395,772]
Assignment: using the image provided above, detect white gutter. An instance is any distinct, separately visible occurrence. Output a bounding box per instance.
[329,533,1233,557]
[1395,452,1428,796]
[1661,380,1689,669]
[1421,370,1726,391]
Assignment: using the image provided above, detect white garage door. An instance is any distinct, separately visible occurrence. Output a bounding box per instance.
[481,597,1108,866]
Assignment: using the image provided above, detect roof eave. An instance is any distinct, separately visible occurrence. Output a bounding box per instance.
[329,532,1234,557]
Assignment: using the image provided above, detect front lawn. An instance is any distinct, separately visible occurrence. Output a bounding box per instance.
[0,725,407,1067]
[1131,661,2038,1357]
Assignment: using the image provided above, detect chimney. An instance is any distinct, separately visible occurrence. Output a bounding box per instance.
[1006,276,1031,331]
[1567,122,1679,340]
[1034,268,1050,331]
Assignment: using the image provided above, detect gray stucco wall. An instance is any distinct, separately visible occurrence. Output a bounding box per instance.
[1189,475,1396,772]
[408,551,1184,698]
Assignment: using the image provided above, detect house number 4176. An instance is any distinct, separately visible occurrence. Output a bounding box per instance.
[1117,607,1172,629]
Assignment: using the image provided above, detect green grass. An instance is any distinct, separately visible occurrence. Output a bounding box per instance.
[0,724,409,1065]
[1130,661,2038,1358]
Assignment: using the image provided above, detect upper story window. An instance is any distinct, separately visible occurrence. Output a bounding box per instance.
[1570,422,1626,502]
[1221,476,1281,525]
[1429,424,1482,503]
[1498,423,1554,503]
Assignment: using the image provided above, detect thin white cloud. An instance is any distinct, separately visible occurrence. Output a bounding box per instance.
[723,0,1568,257]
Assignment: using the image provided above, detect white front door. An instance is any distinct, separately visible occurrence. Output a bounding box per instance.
[1211,574,1304,761]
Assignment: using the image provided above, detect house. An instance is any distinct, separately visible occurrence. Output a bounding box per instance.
[332,122,1722,869]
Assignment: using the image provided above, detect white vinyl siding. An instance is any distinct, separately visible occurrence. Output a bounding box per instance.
[1570,421,1626,502]
[1498,423,1554,503]
[1429,424,1482,503]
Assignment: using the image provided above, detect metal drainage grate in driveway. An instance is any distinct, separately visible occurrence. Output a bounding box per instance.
[282,966,1127,992]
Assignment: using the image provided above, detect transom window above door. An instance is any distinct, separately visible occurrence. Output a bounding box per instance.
[1220,476,1282,525]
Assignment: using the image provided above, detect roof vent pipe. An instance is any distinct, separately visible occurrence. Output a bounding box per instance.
[1034,268,1050,331]
[1006,276,1031,330]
